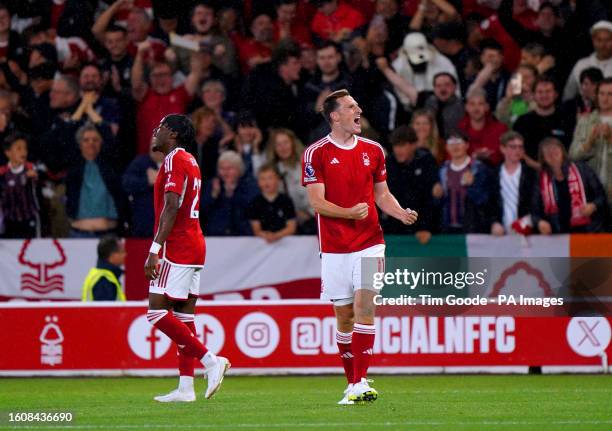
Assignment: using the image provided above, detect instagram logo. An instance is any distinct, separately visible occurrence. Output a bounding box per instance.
[235,312,280,358]
[245,323,269,348]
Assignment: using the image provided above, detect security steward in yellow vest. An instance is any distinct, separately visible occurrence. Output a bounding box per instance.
[82,235,127,301]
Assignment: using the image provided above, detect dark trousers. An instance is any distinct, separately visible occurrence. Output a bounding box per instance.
[3,218,39,238]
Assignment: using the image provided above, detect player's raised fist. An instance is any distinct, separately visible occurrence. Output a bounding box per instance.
[348,203,369,220]
[144,253,160,280]
[401,208,418,225]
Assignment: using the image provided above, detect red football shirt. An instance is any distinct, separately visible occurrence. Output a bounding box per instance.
[302,134,386,253]
[310,2,365,42]
[136,85,192,155]
[154,147,206,267]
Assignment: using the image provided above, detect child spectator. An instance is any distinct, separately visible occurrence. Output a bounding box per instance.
[433,132,491,233]
[248,163,297,243]
[0,133,40,238]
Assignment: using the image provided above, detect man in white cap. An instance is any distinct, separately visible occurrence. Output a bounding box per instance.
[563,20,612,101]
[387,32,458,110]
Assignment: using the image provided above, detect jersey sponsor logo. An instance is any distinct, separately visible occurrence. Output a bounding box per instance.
[304,162,316,181]
[165,182,176,189]
[330,158,340,165]
[362,152,370,166]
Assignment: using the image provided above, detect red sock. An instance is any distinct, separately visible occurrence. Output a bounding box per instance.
[352,323,375,383]
[147,310,207,359]
[174,312,196,377]
[336,331,353,384]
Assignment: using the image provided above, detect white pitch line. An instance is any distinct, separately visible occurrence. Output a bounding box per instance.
[3,420,612,430]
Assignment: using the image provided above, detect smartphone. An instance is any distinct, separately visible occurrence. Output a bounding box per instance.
[510,73,522,96]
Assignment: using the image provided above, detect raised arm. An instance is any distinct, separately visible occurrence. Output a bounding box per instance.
[92,0,131,42]
[184,51,205,97]
[131,42,150,102]
[376,57,419,107]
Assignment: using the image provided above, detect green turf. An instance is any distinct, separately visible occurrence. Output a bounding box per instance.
[1,375,611,430]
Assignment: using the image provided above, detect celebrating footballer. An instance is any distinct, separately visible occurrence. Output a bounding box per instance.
[302,89,418,404]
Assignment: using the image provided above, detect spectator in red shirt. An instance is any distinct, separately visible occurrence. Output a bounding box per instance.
[458,88,508,166]
[310,0,365,43]
[131,41,203,155]
[237,14,275,74]
[274,0,313,47]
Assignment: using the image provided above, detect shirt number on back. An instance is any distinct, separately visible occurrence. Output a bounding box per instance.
[190,178,201,219]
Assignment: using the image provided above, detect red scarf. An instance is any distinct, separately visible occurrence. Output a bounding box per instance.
[540,163,591,227]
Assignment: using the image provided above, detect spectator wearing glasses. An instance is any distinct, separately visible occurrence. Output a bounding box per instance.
[489,131,537,236]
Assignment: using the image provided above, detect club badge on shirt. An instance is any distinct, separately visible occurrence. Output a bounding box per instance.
[362,153,370,166]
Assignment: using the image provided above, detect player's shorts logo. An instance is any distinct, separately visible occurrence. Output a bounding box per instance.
[362,152,370,166]
[305,162,315,178]
[235,312,280,358]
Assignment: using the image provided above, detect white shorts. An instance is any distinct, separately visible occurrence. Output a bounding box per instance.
[321,243,385,305]
[149,260,201,300]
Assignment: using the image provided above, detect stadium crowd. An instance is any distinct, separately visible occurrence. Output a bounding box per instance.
[0,0,611,243]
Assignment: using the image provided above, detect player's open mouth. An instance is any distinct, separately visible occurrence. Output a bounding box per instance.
[354,117,360,125]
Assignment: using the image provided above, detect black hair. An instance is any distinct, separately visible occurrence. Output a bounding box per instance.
[534,74,557,91]
[97,235,121,261]
[3,132,29,152]
[105,24,127,35]
[580,67,604,84]
[433,72,457,86]
[480,38,503,53]
[162,114,196,149]
[389,125,418,146]
[322,89,350,124]
[316,40,341,53]
[272,40,301,69]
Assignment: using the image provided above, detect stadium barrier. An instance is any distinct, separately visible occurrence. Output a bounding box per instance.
[1,301,610,376]
[1,234,612,301]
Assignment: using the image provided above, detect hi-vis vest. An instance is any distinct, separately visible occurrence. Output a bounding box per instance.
[81,268,126,301]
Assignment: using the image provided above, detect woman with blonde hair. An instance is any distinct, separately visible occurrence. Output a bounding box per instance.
[266,128,315,233]
[410,109,445,164]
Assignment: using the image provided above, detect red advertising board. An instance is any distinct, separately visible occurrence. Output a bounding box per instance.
[2,301,610,375]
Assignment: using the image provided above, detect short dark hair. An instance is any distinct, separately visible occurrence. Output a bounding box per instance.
[162,114,196,149]
[580,67,604,84]
[534,74,557,91]
[105,24,127,35]
[97,235,121,261]
[433,72,457,86]
[3,132,29,152]
[480,38,503,53]
[257,162,281,177]
[500,130,524,146]
[272,41,301,69]
[389,125,418,146]
[522,42,545,58]
[316,40,341,53]
[539,1,558,15]
[276,0,298,7]
[322,89,350,124]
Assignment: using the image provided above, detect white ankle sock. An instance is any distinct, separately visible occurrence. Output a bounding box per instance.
[179,376,194,392]
[202,351,217,369]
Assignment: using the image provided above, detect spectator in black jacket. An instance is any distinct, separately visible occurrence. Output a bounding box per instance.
[383,125,439,243]
[66,123,126,238]
[122,145,164,237]
[489,131,537,236]
[533,137,608,234]
[242,42,308,140]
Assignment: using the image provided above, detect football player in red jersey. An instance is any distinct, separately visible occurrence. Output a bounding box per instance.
[144,114,230,402]
[302,90,418,404]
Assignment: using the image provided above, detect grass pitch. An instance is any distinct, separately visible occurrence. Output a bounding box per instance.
[1,375,611,430]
